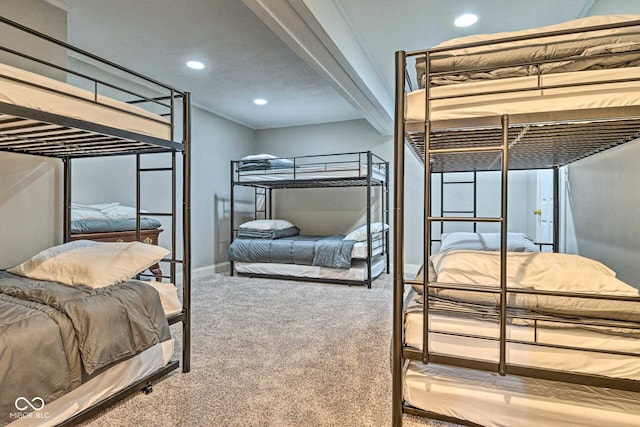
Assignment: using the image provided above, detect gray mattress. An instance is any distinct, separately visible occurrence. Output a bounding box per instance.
[228,235,356,269]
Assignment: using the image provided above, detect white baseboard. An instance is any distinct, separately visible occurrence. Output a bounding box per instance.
[175,262,229,284]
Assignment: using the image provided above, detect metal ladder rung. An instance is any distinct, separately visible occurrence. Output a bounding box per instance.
[429,216,502,223]
[430,146,504,155]
[139,167,173,172]
[442,181,475,184]
[141,212,174,217]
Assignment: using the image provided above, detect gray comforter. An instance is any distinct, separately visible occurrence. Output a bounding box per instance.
[229,235,356,269]
[70,217,162,233]
[0,271,170,425]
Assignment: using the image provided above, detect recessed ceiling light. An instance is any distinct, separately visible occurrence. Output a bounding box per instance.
[454,13,478,28]
[253,98,268,106]
[186,60,205,70]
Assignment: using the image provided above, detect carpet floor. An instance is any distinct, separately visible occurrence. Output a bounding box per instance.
[82,273,455,427]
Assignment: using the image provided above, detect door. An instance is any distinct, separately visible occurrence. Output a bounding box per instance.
[535,170,554,245]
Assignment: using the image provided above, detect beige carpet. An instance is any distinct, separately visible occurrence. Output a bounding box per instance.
[81,273,455,427]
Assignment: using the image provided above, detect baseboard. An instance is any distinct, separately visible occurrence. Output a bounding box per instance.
[175,262,229,284]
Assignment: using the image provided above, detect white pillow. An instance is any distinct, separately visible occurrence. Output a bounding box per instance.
[8,240,169,289]
[439,232,539,253]
[343,222,389,241]
[241,154,278,161]
[430,250,637,296]
[239,219,295,231]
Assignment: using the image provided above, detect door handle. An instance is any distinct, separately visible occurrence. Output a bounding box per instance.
[533,209,542,216]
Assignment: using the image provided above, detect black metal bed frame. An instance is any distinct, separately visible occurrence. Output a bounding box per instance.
[0,16,191,425]
[229,151,389,288]
[392,18,640,426]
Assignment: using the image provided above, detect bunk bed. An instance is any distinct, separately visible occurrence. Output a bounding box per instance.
[392,15,640,427]
[229,151,389,288]
[0,17,191,426]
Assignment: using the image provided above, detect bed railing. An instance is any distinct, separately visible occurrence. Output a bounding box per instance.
[0,16,184,143]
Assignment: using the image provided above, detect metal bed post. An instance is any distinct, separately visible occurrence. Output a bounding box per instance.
[171,151,177,282]
[230,161,235,276]
[63,158,72,243]
[182,92,192,374]
[422,50,432,367]
[553,166,560,253]
[136,154,141,243]
[392,50,406,427]
[366,151,373,289]
[385,160,390,273]
[499,114,510,376]
[473,171,478,233]
[268,188,273,219]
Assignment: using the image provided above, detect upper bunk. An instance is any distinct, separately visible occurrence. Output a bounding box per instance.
[231,151,388,189]
[0,16,187,159]
[398,15,640,172]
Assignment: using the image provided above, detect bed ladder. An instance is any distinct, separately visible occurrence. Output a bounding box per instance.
[254,187,272,220]
[136,153,178,284]
[424,115,510,377]
[436,171,478,247]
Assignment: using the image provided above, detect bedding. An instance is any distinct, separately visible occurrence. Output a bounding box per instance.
[71,217,162,234]
[404,362,640,427]
[343,222,389,241]
[416,15,640,87]
[439,232,538,252]
[0,271,170,425]
[235,256,386,282]
[239,219,295,231]
[229,235,356,269]
[8,240,168,288]
[0,62,170,139]
[236,161,386,183]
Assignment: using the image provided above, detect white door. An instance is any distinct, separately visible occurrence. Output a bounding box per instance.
[535,170,554,245]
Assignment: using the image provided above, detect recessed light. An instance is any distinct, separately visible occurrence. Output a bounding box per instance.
[454,13,478,28]
[186,60,205,70]
[253,98,268,106]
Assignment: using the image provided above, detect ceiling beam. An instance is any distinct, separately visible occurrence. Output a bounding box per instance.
[242,0,393,135]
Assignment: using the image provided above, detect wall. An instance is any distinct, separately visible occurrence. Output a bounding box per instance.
[0,0,66,269]
[562,139,640,286]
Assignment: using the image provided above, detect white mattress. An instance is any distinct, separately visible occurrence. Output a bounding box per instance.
[406,66,640,124]
[404,361,640,427]
[143,280,183,317]
[351,237,384,259]
[235,256,386,282]
[0,62,171,139]
[237,162,386,183]
[405,308,640,380]
[7,339,174,427]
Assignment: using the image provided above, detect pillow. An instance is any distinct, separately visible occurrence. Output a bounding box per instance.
[8,240,169,288]
[439,232,538,253]
[430,250,637,296]
[411,262,438,295]
[237,226,300,239]
[241,154,278,161]
[239,219,295,231]
[343,223,389,241]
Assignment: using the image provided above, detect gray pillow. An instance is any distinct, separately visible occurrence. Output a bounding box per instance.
[439,232,539,253]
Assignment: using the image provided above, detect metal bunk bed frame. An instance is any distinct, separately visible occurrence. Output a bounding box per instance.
[392,19,640,426]
[229,151,389,288]
[0,16,191,425]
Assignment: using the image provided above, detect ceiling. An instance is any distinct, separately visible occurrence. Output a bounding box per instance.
[64,0,640,133]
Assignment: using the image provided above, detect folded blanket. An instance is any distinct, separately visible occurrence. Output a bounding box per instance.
[237,226,300,239]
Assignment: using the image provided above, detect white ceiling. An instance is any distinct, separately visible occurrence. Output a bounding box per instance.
[65,0,640,133]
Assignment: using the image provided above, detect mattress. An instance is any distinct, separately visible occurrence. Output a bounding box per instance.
[70,217,162,234]
[236,162,386,183]
[0,62,171,139]
[235,256,386,282]
[404,361,640,427]
[7,339,174,427]
[144,280,182,317]
[405,307,640,380]
[406,66,640,125]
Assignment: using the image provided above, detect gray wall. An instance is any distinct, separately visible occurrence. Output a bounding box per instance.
[0,0,66,269]
[562,140,640,286]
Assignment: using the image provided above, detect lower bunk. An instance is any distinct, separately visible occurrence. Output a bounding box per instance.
[0,241,184,427]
